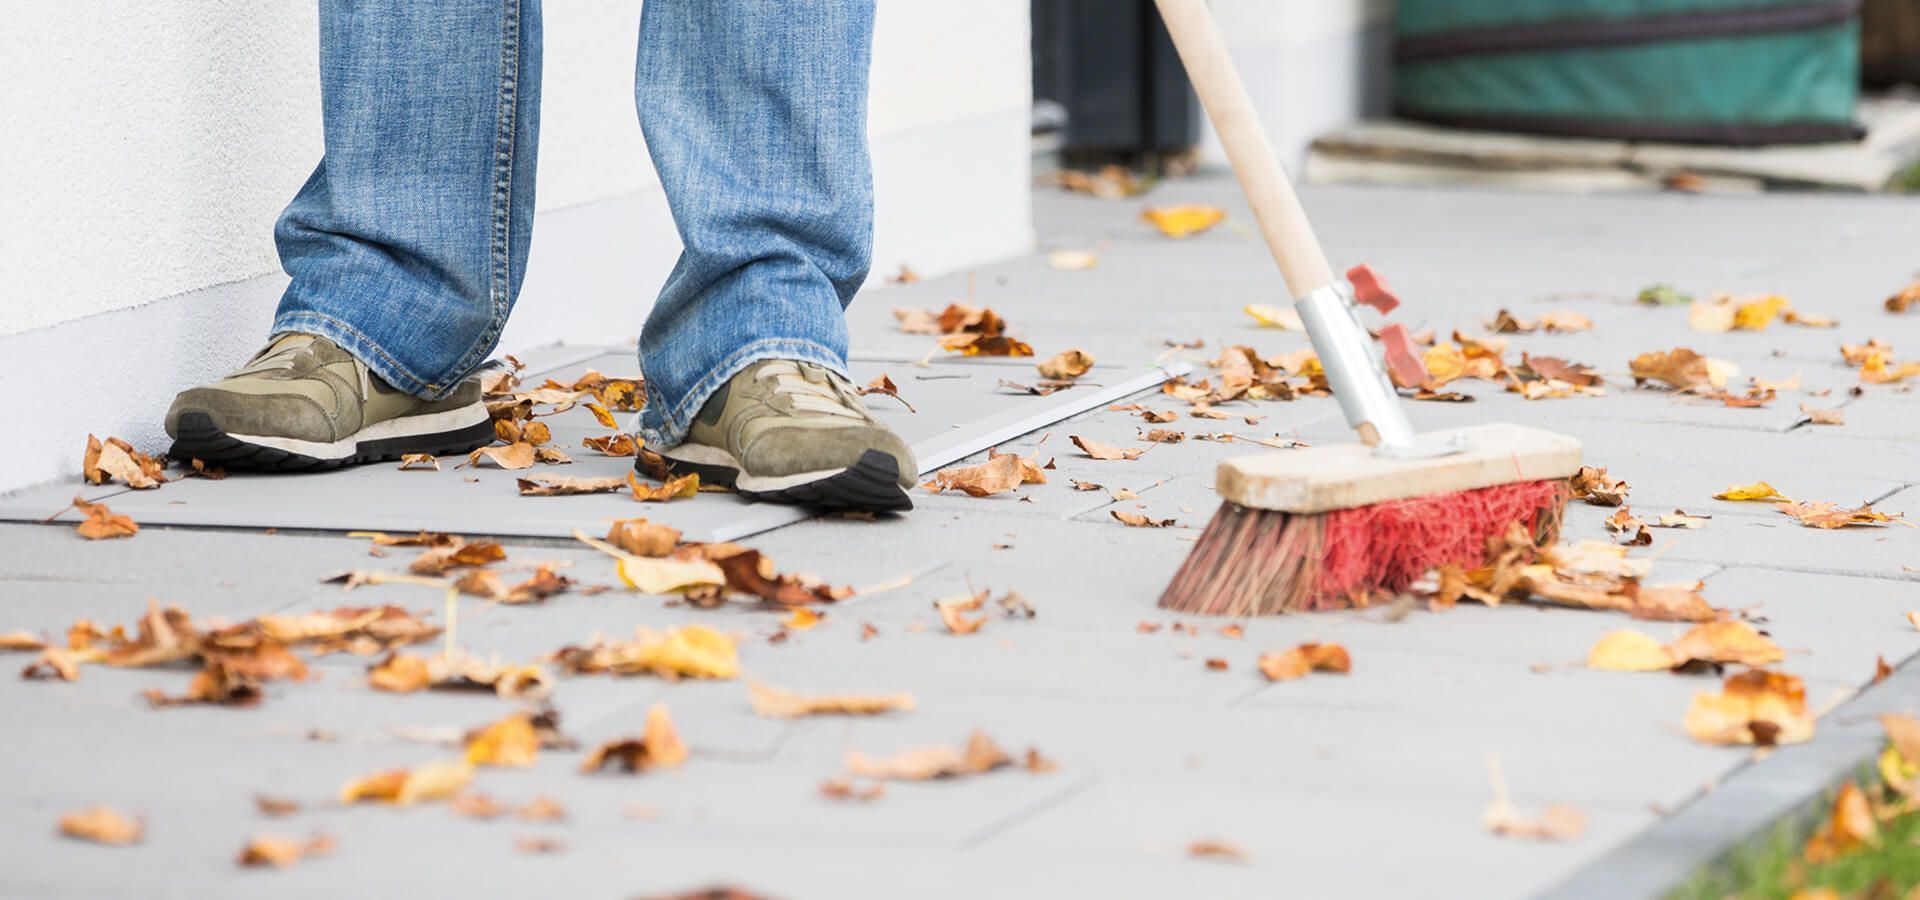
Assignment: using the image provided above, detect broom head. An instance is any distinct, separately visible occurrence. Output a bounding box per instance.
[1160,423,1582,616]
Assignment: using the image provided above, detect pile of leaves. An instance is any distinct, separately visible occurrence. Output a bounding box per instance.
[893,303,1033,358]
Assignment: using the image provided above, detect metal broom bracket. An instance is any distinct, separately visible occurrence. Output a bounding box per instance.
[1295,265,1468,460]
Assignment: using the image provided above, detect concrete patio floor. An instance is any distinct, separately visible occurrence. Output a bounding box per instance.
[6,174,1920,899]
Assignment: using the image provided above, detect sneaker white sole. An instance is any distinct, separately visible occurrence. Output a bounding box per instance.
[227,404,490,461]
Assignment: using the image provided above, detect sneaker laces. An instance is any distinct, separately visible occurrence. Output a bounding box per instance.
[234,335,372,400]
[756,360,864,420]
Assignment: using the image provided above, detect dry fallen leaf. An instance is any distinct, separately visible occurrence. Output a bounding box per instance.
[935,591,988,635]
[1630,348,1735,391]
[782,607,822,631]
[1567,467,1628,507]
[1046,248,1100,270]
[71,496,138,540]
[605,519,680,557]
[82,435,166,489]
[1141,205,1225,239]
[582,434,639,457]
[941,333,1035,357]
[255,795,299,817]
[1714,482,1790,502]
[1037,349,1096,380]
[1188,839,1249,863]
[856,374,915,412]
[616,555,727,595]
[1799,404,1844,426]
[819,779,887,803]
[57,806,144,845]
[546,624,739,680]
[1803,780,1880,864]
[1483,755,1586,842]
[397,453,439,471]
[237,833,334,868]
[581,704,688,774]
[1257,642,1351,681]
[516,475,626,496]
[1652,510,1711,529]
[748,681,914,719]
[1244,304,1303,331]
[1586,630,1677,671]
[463,443,537,470]
[628,471,700,503]
[1685,669,1815,746]
[340,759,474,805]
[845,730,1013,781]
[921,455,1025,498]
[408,540,507,575]
[466,713,540,768]
[1071,435,1145,462]
[367,651,549,698]
[1111,511,1174,528]
[1668,620,1785,667]
[1778,500,1903,529]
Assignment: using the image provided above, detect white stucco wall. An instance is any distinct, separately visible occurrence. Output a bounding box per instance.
[1196,0,1396,169]
[0,0,1030,338]
[0,0,1031,493]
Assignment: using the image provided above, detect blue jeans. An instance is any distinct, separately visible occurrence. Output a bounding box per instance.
[272,0,874,448]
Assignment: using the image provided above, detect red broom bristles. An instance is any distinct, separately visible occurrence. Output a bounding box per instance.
[1159,480,1569,617]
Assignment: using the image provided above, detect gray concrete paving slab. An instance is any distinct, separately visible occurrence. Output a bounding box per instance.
[9,177,1920,898]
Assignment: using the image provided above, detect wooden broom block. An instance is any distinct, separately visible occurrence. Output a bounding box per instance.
[1216,423,1583,514]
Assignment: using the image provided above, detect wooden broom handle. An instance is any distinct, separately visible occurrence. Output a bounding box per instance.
[1152,0,1337,298]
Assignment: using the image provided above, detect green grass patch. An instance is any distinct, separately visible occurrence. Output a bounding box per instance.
[1671,755,1920,899]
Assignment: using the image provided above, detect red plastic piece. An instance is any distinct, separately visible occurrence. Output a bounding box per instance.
[1378,323,1429,387]
[1346,264,1400,314]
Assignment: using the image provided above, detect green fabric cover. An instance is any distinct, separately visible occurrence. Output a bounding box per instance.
[1398,0,1816,37]
[1394,0,1860,141]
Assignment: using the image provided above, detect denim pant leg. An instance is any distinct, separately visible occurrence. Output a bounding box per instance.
[272,0,543,400]
[632,0,876,448]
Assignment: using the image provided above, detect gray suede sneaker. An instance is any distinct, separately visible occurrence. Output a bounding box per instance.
[656,359,917,511]
[164,334,493,471]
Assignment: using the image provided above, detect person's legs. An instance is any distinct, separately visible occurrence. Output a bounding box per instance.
[633,0,915,509]
[167,0,542,468]
[276,0,542,396]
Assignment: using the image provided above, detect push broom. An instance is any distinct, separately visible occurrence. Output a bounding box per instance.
[1152,0,1584,617]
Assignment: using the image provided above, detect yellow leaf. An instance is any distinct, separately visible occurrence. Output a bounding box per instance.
[1141,205,1225,239]
[615,556,726,594]
[630,624,739,679]
[340,759,474,805]
[1243,304,1303,331]
[1734,295,1790,331]
[465,713,540,767]
[1585,630,1675,671]
[1713,481,1789,502]
[783,607,823,631]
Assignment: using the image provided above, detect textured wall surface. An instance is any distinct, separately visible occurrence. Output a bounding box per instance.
[0,0,1031,337]
[0,0,1032,494]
